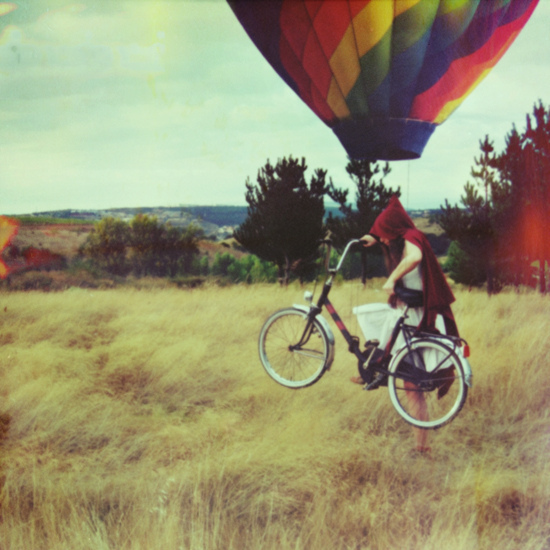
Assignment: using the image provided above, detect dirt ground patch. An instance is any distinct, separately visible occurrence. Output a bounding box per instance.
[413,216,445,236]
[11,224,93,258]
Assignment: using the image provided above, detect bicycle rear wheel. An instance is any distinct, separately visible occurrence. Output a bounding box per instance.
[388,339,467,429]
[259,308,332,388]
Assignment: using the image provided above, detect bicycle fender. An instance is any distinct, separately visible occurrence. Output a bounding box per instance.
[292,304,336,370]
[391,337,473,388]
[457,349,473,388]
[422,337,473,388]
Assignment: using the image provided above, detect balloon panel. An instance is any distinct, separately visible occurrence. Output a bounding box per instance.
[227,0,538,160]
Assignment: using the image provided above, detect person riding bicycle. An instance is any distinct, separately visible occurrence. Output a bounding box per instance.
[353,195,459,453]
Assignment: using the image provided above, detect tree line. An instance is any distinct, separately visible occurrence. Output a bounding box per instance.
[78,213,279,285]
[439,101,550,294]
[235,102,550,294]
[30,101,548,293]
[81,214,203,278]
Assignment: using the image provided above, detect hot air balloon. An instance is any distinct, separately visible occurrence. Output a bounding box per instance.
[227,0,538,161]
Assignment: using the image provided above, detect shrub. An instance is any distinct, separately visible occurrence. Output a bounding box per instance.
[211,253,277,284]
[7,272,54,291]
[444,241,486,287]
[81,215,203,279]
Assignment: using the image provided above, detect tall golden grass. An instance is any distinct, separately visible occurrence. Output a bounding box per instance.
[0,282,549,549]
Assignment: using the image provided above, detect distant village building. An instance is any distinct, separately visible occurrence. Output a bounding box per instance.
[216,226,234,240]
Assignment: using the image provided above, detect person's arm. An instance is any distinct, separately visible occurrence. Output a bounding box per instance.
[360,234,377,247]
[382,240,422,295]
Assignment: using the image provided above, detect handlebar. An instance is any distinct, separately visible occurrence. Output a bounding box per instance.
[320,240,425,308]
[321,238,365,275]
[333,239,361,272]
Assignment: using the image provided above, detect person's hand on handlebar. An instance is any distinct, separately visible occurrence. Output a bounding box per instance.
[360,234,377,247]
[382,278,396,296]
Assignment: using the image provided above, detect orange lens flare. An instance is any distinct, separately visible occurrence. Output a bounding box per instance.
[0,216,19,279]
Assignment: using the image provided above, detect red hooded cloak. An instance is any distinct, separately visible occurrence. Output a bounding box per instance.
[370,195,458,337]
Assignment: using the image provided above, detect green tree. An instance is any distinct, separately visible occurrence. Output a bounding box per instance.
[129,214,165,276]
[128,215,204,277]
[438,136,508,293]
[163,223,204,277]
[196,255,210,276]
[211,252,234,278]
[81,217,130,276]
[492,125,529,287]
[519,102,550,292]
[489,101,550,293]
[443,241,486,287]
[248,255,278,283]
[234,156,328,285]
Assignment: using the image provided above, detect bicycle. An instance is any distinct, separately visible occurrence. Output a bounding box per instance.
[258,239,473,429]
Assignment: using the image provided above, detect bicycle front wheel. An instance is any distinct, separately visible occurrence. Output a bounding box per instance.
[388,339,468,429]
[259,308,332,388]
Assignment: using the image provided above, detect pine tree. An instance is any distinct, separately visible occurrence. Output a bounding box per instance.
[439,136,506,293]
[495,101,550,293]
[234,156,328,285]
[522,102,550,293]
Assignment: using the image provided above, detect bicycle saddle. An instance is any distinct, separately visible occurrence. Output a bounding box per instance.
[394,286,424,308]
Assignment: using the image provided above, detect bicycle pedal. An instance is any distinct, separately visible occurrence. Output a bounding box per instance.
[364,339,380,348]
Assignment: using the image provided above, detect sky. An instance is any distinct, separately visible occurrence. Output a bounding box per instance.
[1,0,549,215]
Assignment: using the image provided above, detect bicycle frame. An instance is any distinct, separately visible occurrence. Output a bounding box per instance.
[299,240,365,362]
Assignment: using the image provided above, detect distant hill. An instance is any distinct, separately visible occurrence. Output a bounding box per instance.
[20,205,445,246]
[27,205,441,225]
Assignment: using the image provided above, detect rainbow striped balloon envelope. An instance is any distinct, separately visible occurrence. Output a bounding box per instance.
[227,0,538,161]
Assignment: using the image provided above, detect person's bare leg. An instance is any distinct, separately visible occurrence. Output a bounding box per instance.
[405,381,430,452]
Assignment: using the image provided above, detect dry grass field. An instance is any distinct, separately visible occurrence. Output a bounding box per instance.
[0,282,549,549]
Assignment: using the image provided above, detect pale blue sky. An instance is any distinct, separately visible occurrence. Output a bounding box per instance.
[1,0,549,215]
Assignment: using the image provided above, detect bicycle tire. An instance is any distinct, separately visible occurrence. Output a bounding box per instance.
[387,338,468,429]
[259,308,332,388]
